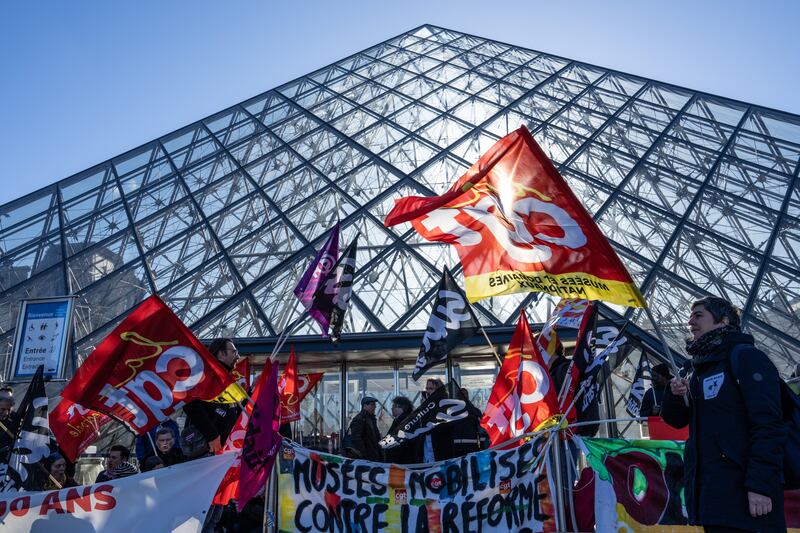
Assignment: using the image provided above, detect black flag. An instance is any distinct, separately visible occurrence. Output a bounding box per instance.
[625,352,652,417]
[412,269,480,381]
[379,380,467,449]
[572,305,630,418]
[328,235,358,343]
[0,365,52,492]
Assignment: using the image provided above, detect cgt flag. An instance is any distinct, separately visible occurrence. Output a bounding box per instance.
[625,352,652,417]
[379,380,468,449]
[481,310,559,448]
[278,346,301,423]
[0,365,51,492]
[412,269,480,381]
[62,295,246,435]
[384,126,646,308]
[49,399,113,463]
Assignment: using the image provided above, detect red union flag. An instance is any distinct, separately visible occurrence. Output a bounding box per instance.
[384,126,646,308]
[481,309,559,447]
[62,295,245,434]
[49,399,113,462]
[233,357,251,392]
[279,346,301,423]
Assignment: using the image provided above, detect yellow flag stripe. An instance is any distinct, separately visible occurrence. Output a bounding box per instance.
[465,269,647,308]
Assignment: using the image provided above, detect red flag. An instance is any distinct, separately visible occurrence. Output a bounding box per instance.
[213,361,272,506]
[481,309,559,447]
[49,398,113,462]
[278,346,301,423]
[233,357,251,392]
[297,372,324,402]
[384,126,645,308]
[62,295,244,434]
[237,361,282,511]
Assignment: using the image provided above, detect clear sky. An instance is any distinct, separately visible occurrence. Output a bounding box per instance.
[1,0,798,206]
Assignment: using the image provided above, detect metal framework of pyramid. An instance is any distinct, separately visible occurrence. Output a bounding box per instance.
[1,24,798,378]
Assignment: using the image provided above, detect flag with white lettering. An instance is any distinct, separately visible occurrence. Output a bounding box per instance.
[625,352,652,417]
[0,365,51,492]
[294,224,340,336]
[379,380,467,449]
[384,126,646,308]
[61,295,246,435]
[413,269,480,381]
[481,310,559,448]
[327,234,358,342]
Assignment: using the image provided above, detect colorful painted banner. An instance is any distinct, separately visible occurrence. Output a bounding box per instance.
[0,452,235,532]
[580,438,800,532]
[277,439,556,532]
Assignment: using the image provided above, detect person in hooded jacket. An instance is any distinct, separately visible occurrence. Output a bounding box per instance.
[661,296,786,533]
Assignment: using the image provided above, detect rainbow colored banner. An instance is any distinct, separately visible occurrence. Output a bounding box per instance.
[277,440,555,532]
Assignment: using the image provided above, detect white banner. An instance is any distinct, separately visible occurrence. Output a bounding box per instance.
[0,452,236,532]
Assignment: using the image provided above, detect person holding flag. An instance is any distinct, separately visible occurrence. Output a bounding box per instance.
[183,338,244,457]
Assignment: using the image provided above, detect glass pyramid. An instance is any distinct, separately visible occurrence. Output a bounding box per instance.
[1,24,798,377]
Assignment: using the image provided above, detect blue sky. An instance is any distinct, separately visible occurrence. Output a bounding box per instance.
[1,0,798,206]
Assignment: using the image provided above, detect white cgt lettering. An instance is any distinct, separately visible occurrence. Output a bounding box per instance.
[421,195,586,263]
[101,345,206,431]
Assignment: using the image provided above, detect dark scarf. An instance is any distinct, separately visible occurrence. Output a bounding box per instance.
[685,325,739,358]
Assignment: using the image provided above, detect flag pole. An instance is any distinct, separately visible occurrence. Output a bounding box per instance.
[478,327,503,367]
[641,304,689,406]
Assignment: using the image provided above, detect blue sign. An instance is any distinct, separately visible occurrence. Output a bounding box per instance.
[11,297,75,380]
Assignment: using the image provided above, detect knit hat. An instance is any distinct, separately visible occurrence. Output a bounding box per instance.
[112,461,138,478]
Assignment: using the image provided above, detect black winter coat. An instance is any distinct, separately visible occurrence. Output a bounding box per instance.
[383,417,422,465]
[183,399,241,445]
[348,410,381,462]
[661,332,786,531]
[451,402,483,456]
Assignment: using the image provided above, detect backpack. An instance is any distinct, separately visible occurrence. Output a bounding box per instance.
[730,345,800,490]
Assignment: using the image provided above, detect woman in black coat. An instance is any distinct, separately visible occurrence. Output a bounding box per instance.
[662,296,786,532]
[383,396,422,465]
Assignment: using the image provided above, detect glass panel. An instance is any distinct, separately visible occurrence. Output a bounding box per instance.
[146,225,219,289]
[245,148,303,187]
[310,144,370,181]
[194,297,269,338]
[296,367,343,448]
[136,199,201,251]
[0,267,65,334]
[160,258,242,326]
[750,261,800,341]
[380,136,439,174]
[597,197,679,261]
[67,230,141,291]
[347,366,395,435]
[227,219,304,284]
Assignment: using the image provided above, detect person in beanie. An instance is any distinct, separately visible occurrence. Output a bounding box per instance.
[383,396,421,464]
[662,296,786,532]
[348,395,381,461]
[640,363,673,417]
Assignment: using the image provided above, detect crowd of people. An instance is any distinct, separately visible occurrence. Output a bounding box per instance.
[1,296,797,532]
[345,378,486,465]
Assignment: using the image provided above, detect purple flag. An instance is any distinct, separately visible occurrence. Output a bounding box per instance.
[293,224,340,334]
[237,360,282,512]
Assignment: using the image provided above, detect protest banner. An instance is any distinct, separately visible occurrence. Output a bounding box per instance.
[580,438,800,532]
[277,439,555,532]
[0,452,235,532]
